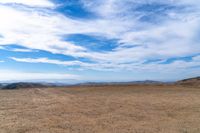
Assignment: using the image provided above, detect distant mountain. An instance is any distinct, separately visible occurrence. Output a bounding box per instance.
[1,82,49,90]
[177,77,200,87]
[75,80,163,86]
[127,80,163,84]
[1,77,199,90]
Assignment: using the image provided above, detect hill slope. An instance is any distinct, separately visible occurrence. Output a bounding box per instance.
[1,82,48,90]
[177,77,200,87]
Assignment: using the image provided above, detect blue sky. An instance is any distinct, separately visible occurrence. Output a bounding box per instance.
[0,0,200,82]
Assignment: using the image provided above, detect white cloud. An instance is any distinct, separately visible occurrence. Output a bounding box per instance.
[0,45,35,52]
[0,70,80,82]
[11,48,34,52]
[0,46,5,50]
[10,55,200,73]
[0,60,4,63]
[0,0,200,72]
[10,57,86,66]
[193,55,200,61]
[0,0,54,7]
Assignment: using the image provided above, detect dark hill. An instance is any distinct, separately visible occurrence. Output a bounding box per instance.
[1,82,48,90]
[177,77,200,87]
[75,80,163,86]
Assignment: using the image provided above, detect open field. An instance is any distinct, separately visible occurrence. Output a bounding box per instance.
[0,85,200,133]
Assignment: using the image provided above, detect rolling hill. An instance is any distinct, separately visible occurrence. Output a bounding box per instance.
[1,82,48,90]
[177,77,200,87]
[0,77,200,89]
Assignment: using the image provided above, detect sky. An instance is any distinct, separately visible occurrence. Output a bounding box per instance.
[0,0,200,82]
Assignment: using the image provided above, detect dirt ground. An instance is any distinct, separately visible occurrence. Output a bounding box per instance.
[0,85,200,133]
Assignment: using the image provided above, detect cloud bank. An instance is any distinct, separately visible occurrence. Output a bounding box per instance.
[0,70,80,82]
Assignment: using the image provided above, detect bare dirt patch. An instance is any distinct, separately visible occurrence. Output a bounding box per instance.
[0,85,200,133]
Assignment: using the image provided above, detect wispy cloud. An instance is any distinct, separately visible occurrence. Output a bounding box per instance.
[0,0,200,80]
[10,48,35,52]
[0,1,199,60]
[10,55,200,72]
[0,46,5,50]
[10,57,86,66]
[0,0,54,7]
[0,45,35,52]
[0,70,80,82]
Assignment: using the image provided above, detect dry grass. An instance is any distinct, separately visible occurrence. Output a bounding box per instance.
[0,85,200,133]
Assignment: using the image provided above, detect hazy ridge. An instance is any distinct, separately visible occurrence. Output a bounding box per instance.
[0,77,199,89]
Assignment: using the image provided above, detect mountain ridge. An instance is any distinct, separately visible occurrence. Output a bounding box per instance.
[0,77,199,89]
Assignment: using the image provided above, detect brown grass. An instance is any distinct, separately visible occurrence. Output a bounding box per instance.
[0,85,200,133]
